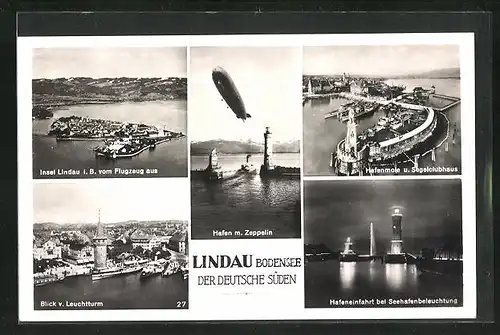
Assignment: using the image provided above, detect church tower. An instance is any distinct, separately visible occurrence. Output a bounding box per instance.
[345,109,358,155]
[93,210,107,271]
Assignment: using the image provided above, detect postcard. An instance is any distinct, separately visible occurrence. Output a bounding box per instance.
[18,32,477,322]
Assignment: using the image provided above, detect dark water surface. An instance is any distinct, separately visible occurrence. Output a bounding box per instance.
[305,260,462,308]
[34,272,188,310]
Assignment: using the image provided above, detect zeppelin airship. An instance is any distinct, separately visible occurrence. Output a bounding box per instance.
[212,66,252,122]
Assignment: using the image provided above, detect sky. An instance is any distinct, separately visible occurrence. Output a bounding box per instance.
[304,179,462,253]
[32,47,187,79]
[189,47,302,142]
[33,179,190,224]
[303,45,460,77]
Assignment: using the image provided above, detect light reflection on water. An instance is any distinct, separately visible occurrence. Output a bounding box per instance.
[384,263,407,291]
[305,259,463,308]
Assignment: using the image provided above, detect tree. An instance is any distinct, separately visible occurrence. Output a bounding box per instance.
[131,246,144,255]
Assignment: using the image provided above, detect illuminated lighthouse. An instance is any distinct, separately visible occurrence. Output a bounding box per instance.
[390,208,404,255]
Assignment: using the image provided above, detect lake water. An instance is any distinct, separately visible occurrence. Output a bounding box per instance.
[32,100,188,179]
[303,79,462,176]
[190,153,301,239]
[305,260,463,308]
[34,271,188,310]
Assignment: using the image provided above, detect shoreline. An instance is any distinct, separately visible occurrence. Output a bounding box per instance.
[190,152,299,156]
[32,97,187,120]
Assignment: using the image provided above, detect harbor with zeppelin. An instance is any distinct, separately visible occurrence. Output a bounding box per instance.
[304,207,463,308]
[33,213,189,309]
[303,73,461,176]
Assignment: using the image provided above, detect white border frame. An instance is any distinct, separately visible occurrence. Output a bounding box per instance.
[18,33,476,322]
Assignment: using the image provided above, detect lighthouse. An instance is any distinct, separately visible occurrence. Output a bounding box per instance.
[345,109,358,155]
[93,210,108,271]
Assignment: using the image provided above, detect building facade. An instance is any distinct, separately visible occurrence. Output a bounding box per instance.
[64,243,94,265]
[33,237,62,260]
[168,232,187,255]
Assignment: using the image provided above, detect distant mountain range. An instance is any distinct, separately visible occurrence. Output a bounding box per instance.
[390,67,460,79]
[304,67,460,80]
[190,139,300,155]
[32,77,187,107]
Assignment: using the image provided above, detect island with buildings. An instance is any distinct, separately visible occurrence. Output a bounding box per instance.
[32,77,188,160]
[46,115,185,159]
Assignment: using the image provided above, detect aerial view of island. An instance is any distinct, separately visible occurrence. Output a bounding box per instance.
[31,47,188,179]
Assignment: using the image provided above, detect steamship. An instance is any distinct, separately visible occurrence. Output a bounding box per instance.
[91,263,143,281]
[140,260,166,279]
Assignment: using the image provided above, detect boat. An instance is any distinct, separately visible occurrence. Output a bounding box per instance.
[240,162,257,174]
[181,268,189,280]
[140,261,165,279]
[339,102,379,122]
[339,253,359,262]
[163,260,181,277]
[239,154,257,174]
[91,264,143,281]
[34,273,65,287]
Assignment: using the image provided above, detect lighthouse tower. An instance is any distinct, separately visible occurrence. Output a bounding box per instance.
[307,79,313,95]
[342,237,354,254]
[208,148,220,170]
[263,127,274,171]
[345,109,358,155]
[390,208,404,254]
[93,210,108,271]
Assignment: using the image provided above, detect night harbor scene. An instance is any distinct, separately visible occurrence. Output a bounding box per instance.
[189,47,301,239]
[302,45,462,176]
[33,180,189,310]
[304,179,463,308]
[32,47,188,179]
